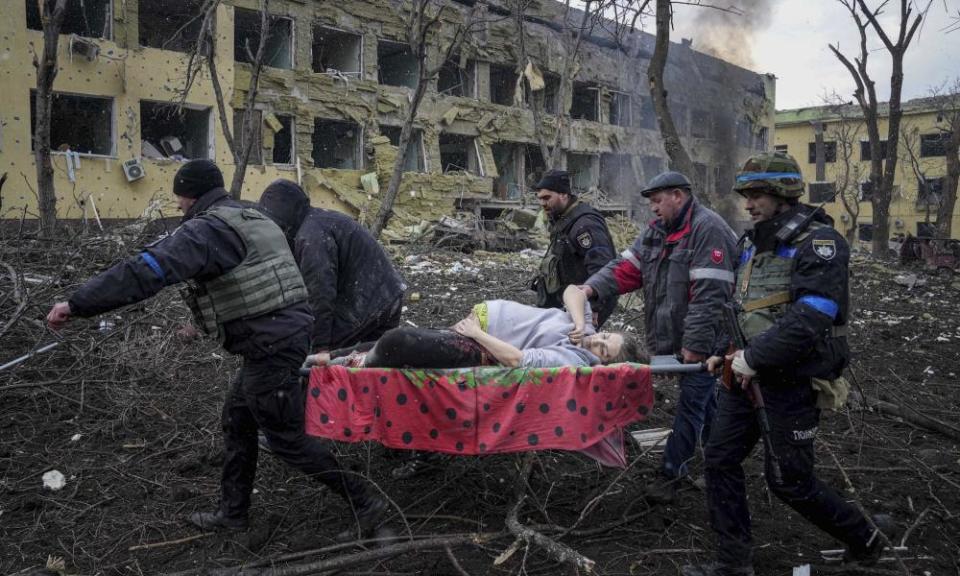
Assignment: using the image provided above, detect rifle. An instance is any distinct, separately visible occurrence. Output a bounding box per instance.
[722,302,783,486]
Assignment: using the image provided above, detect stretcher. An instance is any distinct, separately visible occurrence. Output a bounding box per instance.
[301,357,704,468]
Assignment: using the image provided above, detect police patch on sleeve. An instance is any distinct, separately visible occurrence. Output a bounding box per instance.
[577,231,593,249]
[812,238,836,260]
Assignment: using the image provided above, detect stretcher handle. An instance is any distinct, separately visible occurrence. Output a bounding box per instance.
[298,358,707,378]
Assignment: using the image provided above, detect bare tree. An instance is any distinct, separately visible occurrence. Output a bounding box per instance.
[930,79,960,238]
[181,0,273,200]
[32,0,69,236]
[368,0,481,239]
[831,0,924,255]
[821,97,865,243]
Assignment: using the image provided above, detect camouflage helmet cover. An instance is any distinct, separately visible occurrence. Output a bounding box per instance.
[733,152,805,198]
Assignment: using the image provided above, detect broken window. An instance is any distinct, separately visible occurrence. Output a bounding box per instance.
[312,119,361,169]
[920,133,947,158]
[139,0,205,53]
[26,0,112,39]
[380,125,426,173]
[917,177,944,207]
[640,155,664,182]
[691,109,713,139]
[807,141,837,163]
[808,182,836,203]
[234,8,294,69]
[525,145,546,189]
[523,72,559,114]
[860,139,888,161]
[140,101,211,160]
[567,154,597,193]
[313,26,362,76]
[857,223,874,242]
[233,109,264,165]
[489,64,518,106]
[859,180,873,201]
[638,98,657,130]
[438,56,476,97]
[600,154,636,198]
[570,83,599,121]
[439,133,482,175]
[30,91,113,156]
[270,114,295,165]
[609,92,632,127]
[774,144,788,154]
[492,143,521,199]
[378,40,418,88]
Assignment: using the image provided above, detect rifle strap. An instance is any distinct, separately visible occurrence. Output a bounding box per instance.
[741,291,791,312]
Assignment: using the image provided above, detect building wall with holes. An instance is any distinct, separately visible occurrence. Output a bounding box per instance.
[1,0,776,233]
[776,100,960,244]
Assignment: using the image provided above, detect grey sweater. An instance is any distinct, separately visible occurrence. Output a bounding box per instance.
[485,300,600,367]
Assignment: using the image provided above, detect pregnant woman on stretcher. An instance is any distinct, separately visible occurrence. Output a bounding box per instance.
[306,286,646,369]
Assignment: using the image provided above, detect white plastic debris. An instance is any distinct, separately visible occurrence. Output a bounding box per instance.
[42,470,66,491]
[70,434,82,442]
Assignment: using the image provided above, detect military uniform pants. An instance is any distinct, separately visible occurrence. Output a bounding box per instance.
[220,340,369,518]
[704,382,874,567]
[662,371,717,479]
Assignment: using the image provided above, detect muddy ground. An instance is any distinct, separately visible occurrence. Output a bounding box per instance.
[1,225,958,576]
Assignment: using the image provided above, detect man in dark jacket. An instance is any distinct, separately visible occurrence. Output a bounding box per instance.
[683,153,894,576]
[46,160,386,537]
[581,171,737,503]
[258,179,406,352]
[532,169,617,326]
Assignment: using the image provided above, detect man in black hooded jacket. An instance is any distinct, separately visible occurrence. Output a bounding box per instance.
[258,179,406,353]
[47,160,386,537]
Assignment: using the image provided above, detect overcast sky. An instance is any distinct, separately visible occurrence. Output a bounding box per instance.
[671,0,960,111]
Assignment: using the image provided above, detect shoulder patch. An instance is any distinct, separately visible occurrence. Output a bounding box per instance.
[812,238,836,260]
[577,231,593,249]
[711,249,724,264]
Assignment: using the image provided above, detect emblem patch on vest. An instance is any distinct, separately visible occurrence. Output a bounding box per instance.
[711,249,724,264]
[577,232,593,249]
[812,239,837,260]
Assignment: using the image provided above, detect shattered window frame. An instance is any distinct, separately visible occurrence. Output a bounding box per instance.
[489,63,518,106]
[312,25,363,77]
[138,0,207,53]
[29,90,115,157]
[916,176,944,208]
[233,7,295,70]
[140,100,214,161]
[232,108,264,166]
[609,91,632,128]
[271,114,296,166]
[312,118,363,170]
[26,0,113,39]
[567,153,598,193]
[438,132,483,175]
[570,82,599,122]
[599,153,636,199]
[807,141,837,163]
[491,142,523,200]
[920,133,947,158]
[380,125,428,173]
[377,40,419,89]
[438,56,477,98]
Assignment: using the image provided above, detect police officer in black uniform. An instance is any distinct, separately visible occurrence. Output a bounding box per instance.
[683,153,895,576]
[47,160,386,538]
[532,169,617,326]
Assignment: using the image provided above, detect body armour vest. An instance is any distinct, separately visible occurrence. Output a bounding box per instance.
[184,205,308,341]
[736,221,827,340]
[538,201,606,298]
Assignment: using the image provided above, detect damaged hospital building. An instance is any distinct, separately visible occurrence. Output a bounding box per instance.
[0,0,774,233]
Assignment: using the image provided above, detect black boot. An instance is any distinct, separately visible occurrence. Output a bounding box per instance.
[336,493,389,542]
[843,514,899,567]
[188,510,248,531]
[681,562,755,576]
[644,474,681,505]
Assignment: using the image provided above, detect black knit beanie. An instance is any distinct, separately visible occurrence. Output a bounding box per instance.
[173,159,224,198]
[535,169,571,195]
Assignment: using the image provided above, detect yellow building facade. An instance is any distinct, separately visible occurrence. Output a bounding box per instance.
[775,99,958,245]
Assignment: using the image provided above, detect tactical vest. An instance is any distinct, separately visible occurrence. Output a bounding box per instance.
[537,201,606,299]
[182,205,308,342]
[736,221,827,340]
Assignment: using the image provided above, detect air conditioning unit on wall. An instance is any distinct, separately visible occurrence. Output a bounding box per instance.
[122,158,145,182]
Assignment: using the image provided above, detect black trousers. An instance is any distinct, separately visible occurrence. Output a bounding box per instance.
[220,338,370,518]
[331,327,493,368]
[704,381,874,567]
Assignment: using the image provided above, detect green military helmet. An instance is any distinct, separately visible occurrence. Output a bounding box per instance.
[733,152,805,198]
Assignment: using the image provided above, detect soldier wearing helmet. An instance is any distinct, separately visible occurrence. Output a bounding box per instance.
[683,152,895,576]
[580,169,737,504]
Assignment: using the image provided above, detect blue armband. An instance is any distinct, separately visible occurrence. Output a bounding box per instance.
[797,295,838,319]
[140,252,165,282]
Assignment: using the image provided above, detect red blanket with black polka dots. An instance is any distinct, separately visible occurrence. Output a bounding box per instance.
[304,364,653,467]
